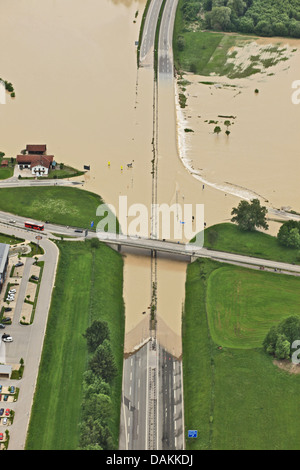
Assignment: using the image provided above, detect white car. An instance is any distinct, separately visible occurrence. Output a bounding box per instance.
[9,289,16,293]
[9,220,16,224]
[2,336,13,342]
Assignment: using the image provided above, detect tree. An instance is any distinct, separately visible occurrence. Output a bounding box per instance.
[213,125,222,134]
[231,198,269,232]
[209,6,232,31]
[238,16,254,33]
[263,326,278,355]
[83,320,110,353]
[275,334,290,360]
[263,316,300,361]
[277,221,300,248]
[88,339,117,383]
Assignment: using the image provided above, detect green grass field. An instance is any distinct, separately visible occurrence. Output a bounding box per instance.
[25,240,124,450]
[207,266,300,348]
[204,223,300,265]
[0,186,118,231]
[183,259,300,450]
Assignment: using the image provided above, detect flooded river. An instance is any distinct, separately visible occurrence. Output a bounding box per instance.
[0,1,298,355]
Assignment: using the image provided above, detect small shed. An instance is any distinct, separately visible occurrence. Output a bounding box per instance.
[0,160,8,167]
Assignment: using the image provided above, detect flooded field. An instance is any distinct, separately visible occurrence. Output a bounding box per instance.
[176,37,300,216]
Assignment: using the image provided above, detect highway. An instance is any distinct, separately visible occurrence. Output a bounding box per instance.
[119,340,184,451]
[158,0,179,78]
[139,0,164,67]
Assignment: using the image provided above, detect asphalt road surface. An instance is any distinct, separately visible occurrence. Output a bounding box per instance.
[139,0,164,67]
[119,340,184,450]
[158,0,179,78]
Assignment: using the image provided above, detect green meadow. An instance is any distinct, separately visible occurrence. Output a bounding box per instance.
[183,258,300,450]
[0,186,118,232]
[25,240,124,450]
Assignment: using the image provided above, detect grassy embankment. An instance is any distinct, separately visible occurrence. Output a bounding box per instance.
[204,222,300,265]
[184,258,300,450]
[0,186,118,232]
[25,240,124,450]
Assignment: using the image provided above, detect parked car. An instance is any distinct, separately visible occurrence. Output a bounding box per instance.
[4,308,12,312]
[9,289,16,293]
[9,220,16,223]
[31,275,39,281]
[0,386,2,393]
[0,325,5,329]
[74,229,83,233]
[0,433,3,440]
[15,262,24,267]
[2,336,13,343]
[5,409,10,416]
[1,318,11,324]
[10,386,15,394]
[2,418,7,425]
[3,395,8,401]
[0,409,3,416]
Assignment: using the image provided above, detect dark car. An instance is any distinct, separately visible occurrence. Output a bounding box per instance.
[74,229,83,233]
[4,308,12,312]
[1,318,11,324]
[0,409,4,416]
[15,262,24,267]
[0,325,5,329]
[2,334,9,339]
[3,395,8,402]
[31,275,39,281]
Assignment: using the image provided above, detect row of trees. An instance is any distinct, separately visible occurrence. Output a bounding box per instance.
[78,320,117,450]
[181,0,300,37]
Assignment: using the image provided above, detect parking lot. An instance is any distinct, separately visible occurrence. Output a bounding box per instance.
[0,384,17,449]
[0,242,44,450]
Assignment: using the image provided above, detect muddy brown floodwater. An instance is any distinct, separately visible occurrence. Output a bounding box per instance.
[1,1,298,356]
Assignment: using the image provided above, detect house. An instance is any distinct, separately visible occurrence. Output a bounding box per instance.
[0,243,9,293]
[16,154,54,176]
[26,144,47,155]
[0,160,8,167]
